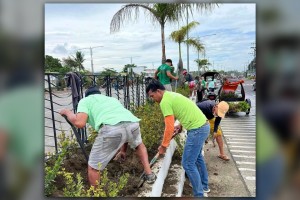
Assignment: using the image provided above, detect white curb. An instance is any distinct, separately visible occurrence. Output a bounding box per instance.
[150,139,177,197]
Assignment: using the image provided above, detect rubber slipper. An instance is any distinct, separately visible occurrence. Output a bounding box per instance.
[218,155,230,161]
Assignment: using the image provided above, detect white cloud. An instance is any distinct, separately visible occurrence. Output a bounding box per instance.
[45,3,255,72]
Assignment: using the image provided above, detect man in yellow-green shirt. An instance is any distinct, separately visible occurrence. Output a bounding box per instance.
[146,80,210,197]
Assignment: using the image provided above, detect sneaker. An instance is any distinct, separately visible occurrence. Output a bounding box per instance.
[203,188,211,193]
[144,173,156,184]
[189,182,211,193]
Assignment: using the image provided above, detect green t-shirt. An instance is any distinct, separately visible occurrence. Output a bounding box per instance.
[77,94,140,131]
[157,64,171,85]
[160,91,207,130]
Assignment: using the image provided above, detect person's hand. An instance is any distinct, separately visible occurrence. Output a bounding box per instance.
[113,151,126,162]
[174,124,182,133]
[175,76,179,80]
[213,132,217,139]
[59,108,69,116]
[158,145,167,155]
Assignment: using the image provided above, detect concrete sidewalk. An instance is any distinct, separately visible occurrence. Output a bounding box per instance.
[204,136,250,197]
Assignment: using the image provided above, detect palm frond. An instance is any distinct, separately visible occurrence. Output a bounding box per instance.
[184,38,205,53]
[110,3,157,33]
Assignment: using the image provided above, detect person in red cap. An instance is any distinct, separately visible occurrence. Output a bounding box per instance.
[182,69,195,98]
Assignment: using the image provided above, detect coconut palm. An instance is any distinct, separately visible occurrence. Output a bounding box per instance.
[110,3,217,64]
[195,58,211,74]
[63,51,85,71]
[72,51,85,71]
[170,21,205,85]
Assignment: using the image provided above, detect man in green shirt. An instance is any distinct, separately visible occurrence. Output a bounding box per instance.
[146,80,210,197]
[154,59,178,91]
[60,86,156,186]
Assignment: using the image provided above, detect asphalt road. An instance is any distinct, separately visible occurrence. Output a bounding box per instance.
[220,79,256,196]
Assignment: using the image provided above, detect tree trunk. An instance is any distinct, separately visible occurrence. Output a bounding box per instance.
[161,23,166,64]
[177,42,185,87]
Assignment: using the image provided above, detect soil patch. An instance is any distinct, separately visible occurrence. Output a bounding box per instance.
[47,143,158,197]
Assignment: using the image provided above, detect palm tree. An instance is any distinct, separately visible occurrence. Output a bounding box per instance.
[110,3,216,64]
[63,51,85,72]
[170,21,204,85]
[195,58,211,75]
[72,51,85,71]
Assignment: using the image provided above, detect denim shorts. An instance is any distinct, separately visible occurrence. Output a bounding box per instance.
[88,122,142,170]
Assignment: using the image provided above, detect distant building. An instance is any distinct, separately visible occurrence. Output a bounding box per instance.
[143,68,156,78]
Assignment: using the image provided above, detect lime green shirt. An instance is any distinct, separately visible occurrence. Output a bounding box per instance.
[257,114,279,164]
[159,91,207,130]
[77,94,140,131]
[157,64,171,85]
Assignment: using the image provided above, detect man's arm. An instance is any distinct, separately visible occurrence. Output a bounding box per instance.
[158,115,175,154]
[166,71,178,80]
[213,117,222,133]
[60,109,88,128]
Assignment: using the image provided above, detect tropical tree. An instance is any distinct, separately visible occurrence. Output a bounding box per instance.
[195,58,211,74]
[72,51,85,71]
[62,51,85,71]
[170,21,205,85]
[122,64,137,73]
[110,3,216,64]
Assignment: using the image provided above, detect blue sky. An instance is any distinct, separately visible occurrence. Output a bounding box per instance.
[45,3,255,72]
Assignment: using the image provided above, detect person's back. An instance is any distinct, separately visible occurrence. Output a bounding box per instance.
[208,79,215,88]
[157,64,171,85]
[160,91,206,130]
[77,94,139,131]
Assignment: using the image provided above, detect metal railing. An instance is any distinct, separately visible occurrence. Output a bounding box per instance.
[44,72,150,154]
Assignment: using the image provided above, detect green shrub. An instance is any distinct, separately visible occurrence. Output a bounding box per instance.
[228,101,250,113]
[219,92,239,100]
[45,132,73,196]
[175,85,190,97]
[58,164,129,197]
[133,103,164,149]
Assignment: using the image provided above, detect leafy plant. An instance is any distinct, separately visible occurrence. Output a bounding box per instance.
[175,85,190,97]
[219,91,239,100]
[45,132,72,196]
[228,101,250,113]
[133,103,164,149]
[58,163,129,197]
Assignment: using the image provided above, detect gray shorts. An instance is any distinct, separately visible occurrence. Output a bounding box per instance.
[164,83,172,91]
[88,122,142,170]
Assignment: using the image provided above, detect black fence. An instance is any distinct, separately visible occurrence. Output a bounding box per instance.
[44,72,151,154]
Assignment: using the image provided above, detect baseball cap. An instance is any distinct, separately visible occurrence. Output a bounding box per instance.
[182,69,187,75]
[85,85,101,97]
[216,101,229,118]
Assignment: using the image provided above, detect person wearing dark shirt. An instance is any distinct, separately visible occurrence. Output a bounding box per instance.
[196,100,230,161]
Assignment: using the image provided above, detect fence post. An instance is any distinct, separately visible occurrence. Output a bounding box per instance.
[136,77,140,107]
[131,76,135,110]
[141,76,145,105]
[126,76,130,110]
[47,74,58,154]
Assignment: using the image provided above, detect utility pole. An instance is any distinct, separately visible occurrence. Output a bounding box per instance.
[122,56,141,65]
[76,45,104,74]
